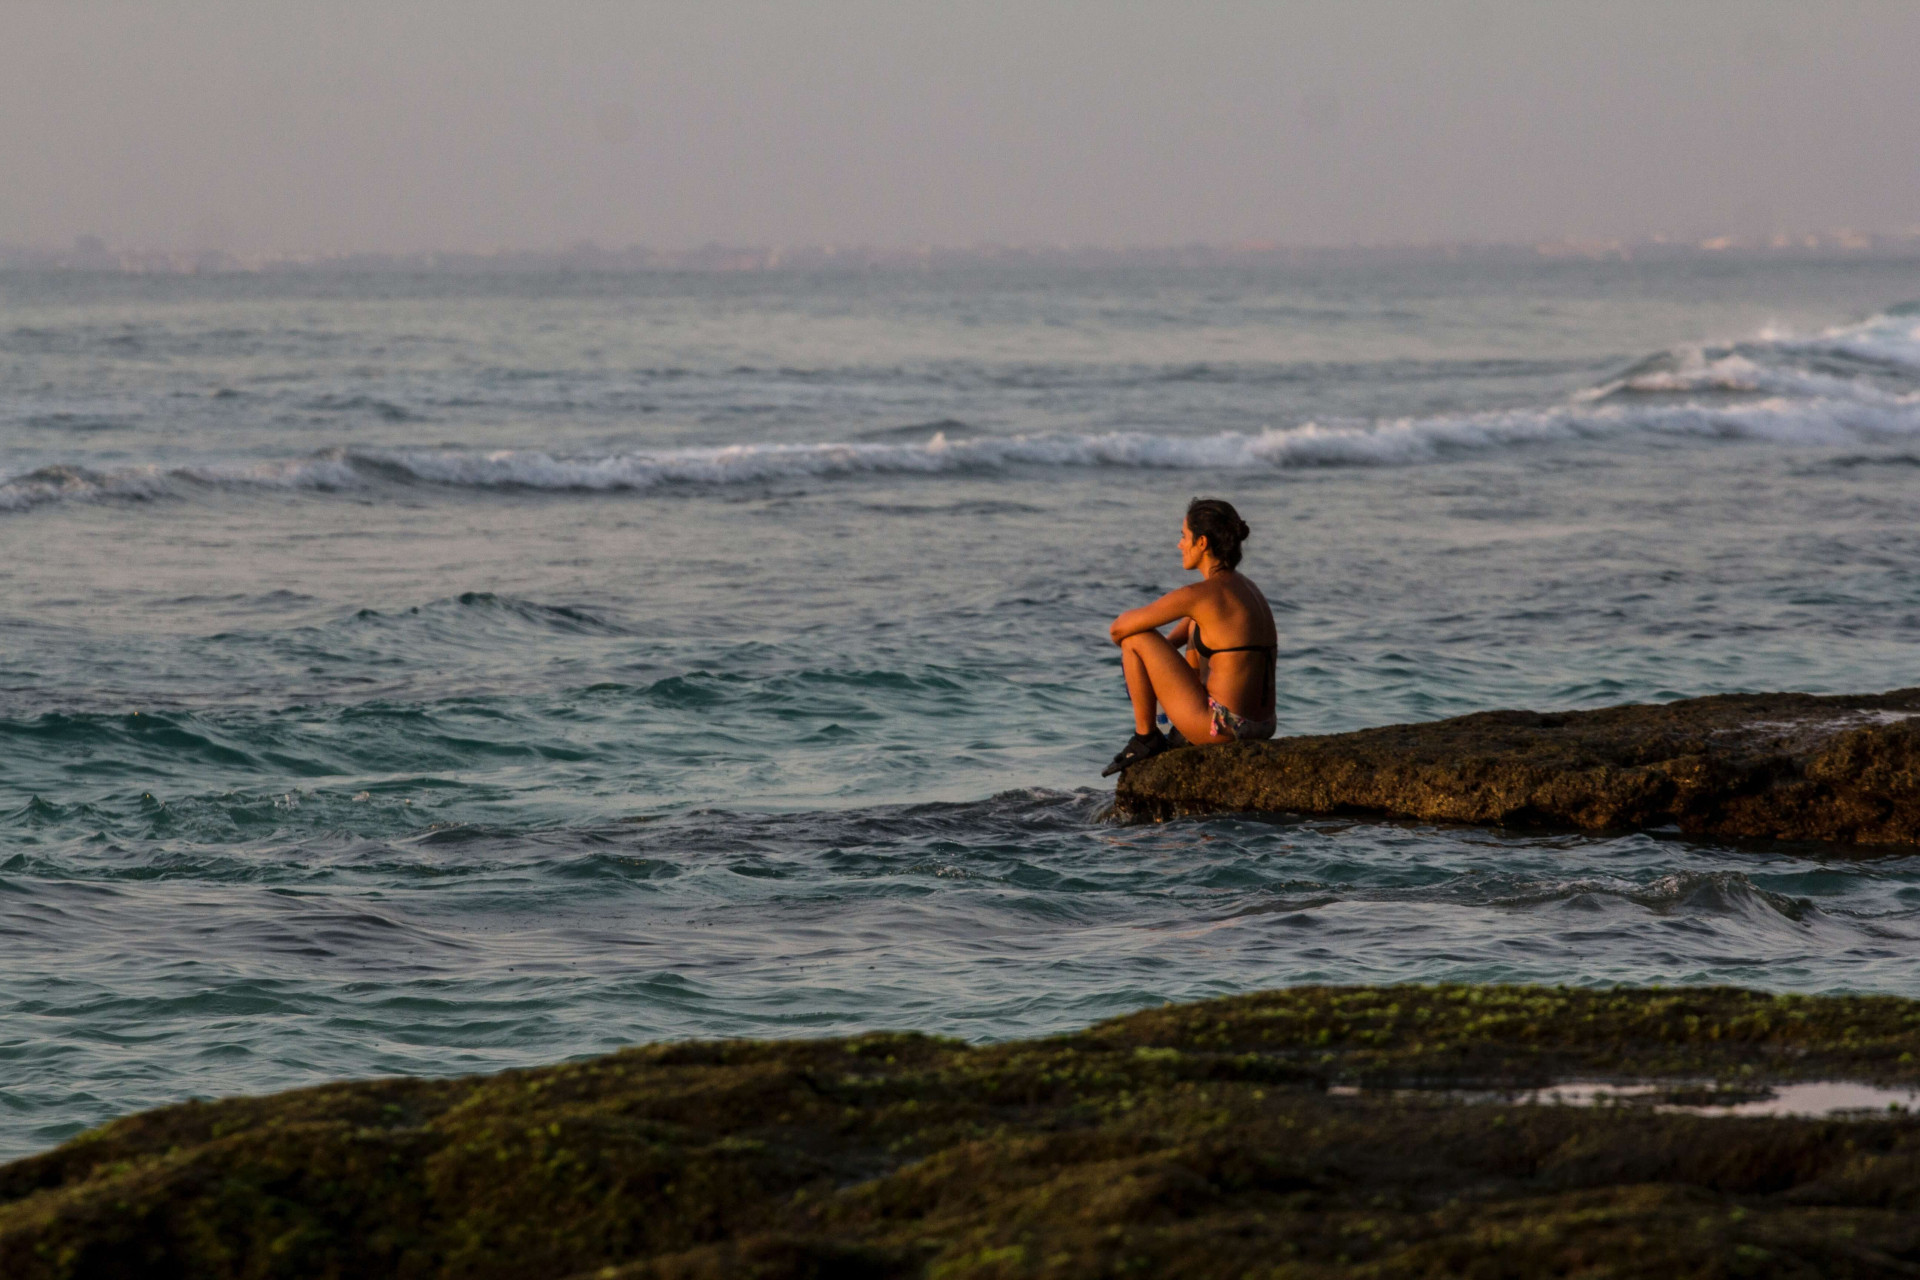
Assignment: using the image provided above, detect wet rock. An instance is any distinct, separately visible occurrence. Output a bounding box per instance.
[1115,688,1920,846]
[8,984,1920,1278]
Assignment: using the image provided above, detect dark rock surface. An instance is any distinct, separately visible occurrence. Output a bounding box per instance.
[9,984,1920,1278]
[1114,688,1920,846]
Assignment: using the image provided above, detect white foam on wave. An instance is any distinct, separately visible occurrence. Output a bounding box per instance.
[1583,351,1907,404]
[0,452,363,512]
[277,305,1920,484]
[180,453,364,490]
[8,307,1920,513]
[1577,308,1920,405]
[1776,307,1920,371]
[368,430,1276,489]
[360,387,1920,487]
[0,464,173,512]
[10,391,1920,512]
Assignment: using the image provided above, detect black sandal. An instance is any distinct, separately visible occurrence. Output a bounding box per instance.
[1101,728,1171,777]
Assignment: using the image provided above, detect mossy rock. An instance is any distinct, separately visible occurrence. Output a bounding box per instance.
[9,985,1920,1277]
[1115,688,1920,848]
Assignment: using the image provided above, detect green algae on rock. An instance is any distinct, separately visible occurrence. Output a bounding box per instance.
[10,985,1920,1278]
[1113,688,1920,846]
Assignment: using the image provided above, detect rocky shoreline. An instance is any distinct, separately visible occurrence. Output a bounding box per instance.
[1114,688,1920,847]
[8,984,1920,1277]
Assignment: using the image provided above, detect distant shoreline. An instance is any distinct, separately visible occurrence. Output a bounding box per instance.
[9,232,1920,277]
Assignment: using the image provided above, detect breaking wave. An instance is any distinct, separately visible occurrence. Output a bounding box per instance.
[0,455,361,513]
[8,307,1920,513]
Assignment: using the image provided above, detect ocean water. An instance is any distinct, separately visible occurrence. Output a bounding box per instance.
[6,257,1920,1158]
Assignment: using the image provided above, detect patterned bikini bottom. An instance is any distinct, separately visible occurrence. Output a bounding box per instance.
[1208,697,1277,742]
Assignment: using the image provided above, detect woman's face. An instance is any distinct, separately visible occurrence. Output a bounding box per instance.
[1179,520,1206,572]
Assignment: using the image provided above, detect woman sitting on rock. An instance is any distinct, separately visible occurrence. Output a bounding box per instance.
[1103,498,1278,776]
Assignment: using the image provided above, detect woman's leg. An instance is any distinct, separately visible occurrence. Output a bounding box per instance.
[1120,630,1224,743]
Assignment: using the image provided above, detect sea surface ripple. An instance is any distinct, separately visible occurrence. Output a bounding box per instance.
[6,258,1920,1157]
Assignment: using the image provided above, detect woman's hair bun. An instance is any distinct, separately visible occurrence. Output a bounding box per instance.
[1185,497,1252,570]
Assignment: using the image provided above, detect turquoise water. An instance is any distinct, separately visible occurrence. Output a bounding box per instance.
[6,258,1920,1157]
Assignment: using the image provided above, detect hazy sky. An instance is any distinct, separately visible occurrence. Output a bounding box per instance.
[6,1,1917,253]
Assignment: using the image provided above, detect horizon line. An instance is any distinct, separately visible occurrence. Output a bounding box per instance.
[9,228,1920,275]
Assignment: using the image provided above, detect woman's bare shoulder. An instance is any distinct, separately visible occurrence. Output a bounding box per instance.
[1217,572,1266,605]
[1187,574,1236,608]
[1227,574,1277,631]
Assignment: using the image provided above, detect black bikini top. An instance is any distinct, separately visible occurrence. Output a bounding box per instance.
[1190,622,1275,662]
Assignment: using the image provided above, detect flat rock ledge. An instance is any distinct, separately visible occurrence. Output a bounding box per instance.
[1115,688,1920,846]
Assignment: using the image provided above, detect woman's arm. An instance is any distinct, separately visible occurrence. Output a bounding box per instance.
[1109,583,1205,645]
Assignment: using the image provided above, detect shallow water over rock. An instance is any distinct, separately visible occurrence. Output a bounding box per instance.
[1332,1078,1920,1118]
